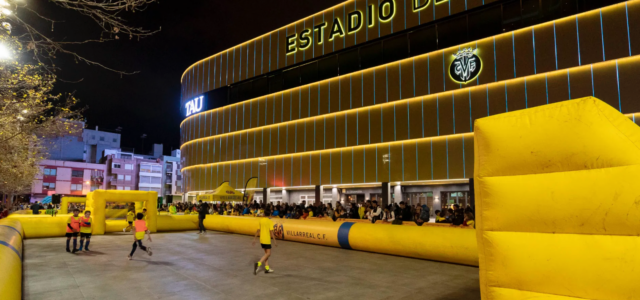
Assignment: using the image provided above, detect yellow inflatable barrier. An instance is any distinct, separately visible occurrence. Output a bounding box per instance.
[59,196,86,214]
[474,97,640,300]
[86,190,158,234]
[204,216,478,266]
[0,219,23,300]
[7,214,69,239]
[156,215,200,232]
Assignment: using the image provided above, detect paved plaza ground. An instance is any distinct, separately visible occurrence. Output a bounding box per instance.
[23,231,480,300]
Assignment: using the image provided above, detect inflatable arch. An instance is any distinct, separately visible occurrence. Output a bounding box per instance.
[86,190,158,235]
[474,97,640,300]
[59,196,86,214]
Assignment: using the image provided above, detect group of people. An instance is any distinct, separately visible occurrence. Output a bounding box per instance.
[63,206,153,259]
[167,199,475,228]
[434,204,476,227]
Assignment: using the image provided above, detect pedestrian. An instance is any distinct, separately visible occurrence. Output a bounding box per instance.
[252,208,276,275]
[31,201,42,215]
[198,200,207,234]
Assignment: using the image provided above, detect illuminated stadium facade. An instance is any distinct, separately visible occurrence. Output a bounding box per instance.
[180,0,640,209]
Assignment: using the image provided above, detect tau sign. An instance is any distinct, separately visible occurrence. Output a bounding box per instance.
[185,96,203,117]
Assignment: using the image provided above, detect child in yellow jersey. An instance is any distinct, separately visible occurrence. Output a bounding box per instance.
[66,208,81,253]
[463,211,475,229]
[252,209,276,275]
[78,211,92,252]
[123,210,135,232]
[128,213,152,260]
[169,204,177,215]
[142,208,148,221]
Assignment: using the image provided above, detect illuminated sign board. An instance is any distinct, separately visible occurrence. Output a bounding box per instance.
[185,96,204,117]
[286,0,449,55]
[449,48,482,84]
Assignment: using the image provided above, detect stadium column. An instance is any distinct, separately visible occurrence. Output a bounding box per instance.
[381,182,390,208]
[262,188,269,205]
[393,184,403,203]
[314,185,322,206]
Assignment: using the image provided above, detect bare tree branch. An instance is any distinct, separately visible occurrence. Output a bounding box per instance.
[5,0,160,76]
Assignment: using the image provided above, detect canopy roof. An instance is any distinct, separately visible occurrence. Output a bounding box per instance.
[197,182,243,202]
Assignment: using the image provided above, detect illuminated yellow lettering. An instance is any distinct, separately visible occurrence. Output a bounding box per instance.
[313,22,327,45]
[347,11,363,34]
[368,4,375,27]
[379,0,396,22]
[413,0,431,11]
[286,33,297,55]
[329,18,345,41]
[299,29,312,50]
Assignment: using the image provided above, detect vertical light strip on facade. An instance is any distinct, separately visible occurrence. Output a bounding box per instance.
[504,83,508,112]
[591,66,595,96]
[616,61,622,112]
[493,37,497,81]
[576,17,581,66]
[626,4,632,56]
[524,79,528,108]
[512,32,516,77]
[553,22,558,70]
[567,71,572,99]
[452,92,456,133]
[600,10,606,61]
[532,28,537,74]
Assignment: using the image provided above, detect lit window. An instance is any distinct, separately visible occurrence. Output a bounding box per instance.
[125,164,133,170]
[117,186,123,190]
[44,168,57,176]
[124,186,131,190]
[43,182,56,189]
[71,184,83,191]
[125,175,131,181]
[117,174,124,180]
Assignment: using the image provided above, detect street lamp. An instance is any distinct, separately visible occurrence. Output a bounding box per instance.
[0,42,11,60]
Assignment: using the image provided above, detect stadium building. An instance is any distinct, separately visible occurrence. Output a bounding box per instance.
[179,0,640,211]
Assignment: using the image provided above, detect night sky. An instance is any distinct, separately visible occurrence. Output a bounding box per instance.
[37,0,344,155]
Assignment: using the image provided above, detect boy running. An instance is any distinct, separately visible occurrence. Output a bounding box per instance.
[128,212,152,260]
[252,208,276,275]
[123,209,135,232]
[66,208,81,253]
[78,211,92,251]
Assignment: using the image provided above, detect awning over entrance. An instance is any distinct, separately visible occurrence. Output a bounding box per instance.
[197,182,243,202]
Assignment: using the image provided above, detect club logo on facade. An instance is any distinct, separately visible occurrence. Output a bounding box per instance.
[449,48,482,84]
[185,96,203,117]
